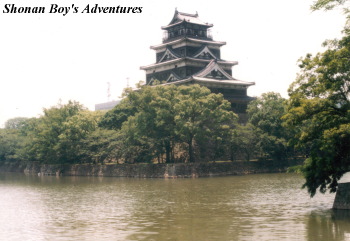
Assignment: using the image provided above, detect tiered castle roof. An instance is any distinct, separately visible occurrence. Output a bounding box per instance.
[140,9,255,115]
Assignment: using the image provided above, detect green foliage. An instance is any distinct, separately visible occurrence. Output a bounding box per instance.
[174,85,236,162]
[248,92,286,136]
[0,87,237,164]
[23,101,87,163]
[4,117,29,130]
[112,84,237,163]
[1,87,299,166]
[99,99,137,130]
[119,115,156,163]
[247,92,293,161]
[1,117,34,162]
[311,0,348,11]
[226,124,259,161]
[55,110,103,163]
[311,0,350,36]
[284,32,350,196]
[0,129,26,162]
[0,104,119,164]
[287,165,303,174]
[79,129,121,164]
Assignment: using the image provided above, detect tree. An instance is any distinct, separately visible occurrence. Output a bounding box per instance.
[284,32,350,196]
[247,92,292,161]
[144,84,178,163]
[110,85,179,163]
[107,84,237,163]
[174,85,236,162]
[1,117,31,162]
[56,110,104,163]
[311,0,349,12]
[0,129,26,162]
[79,128,121,164]
[227,124,259,161]
[4,117,29,130]
[23,101,86,163]
[99,99,137,130]
[119,114,156,163]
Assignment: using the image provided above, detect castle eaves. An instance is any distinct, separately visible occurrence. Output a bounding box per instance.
[150,37,226,50]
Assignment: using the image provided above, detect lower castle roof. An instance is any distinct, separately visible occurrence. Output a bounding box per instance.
[140,57,237,70]
[147,59,255,89]
[162,76,254,89]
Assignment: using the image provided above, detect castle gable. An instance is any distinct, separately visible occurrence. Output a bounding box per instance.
[193,46,217,60]
[194,60,233,80]
[166,72,182,83]
[158,48,180,63]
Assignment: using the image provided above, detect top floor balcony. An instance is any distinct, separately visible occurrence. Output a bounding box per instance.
[163,28,213,43]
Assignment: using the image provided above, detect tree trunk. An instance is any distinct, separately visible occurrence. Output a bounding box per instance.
[188,137,194,163]
[230,148,234,162]
[165,141,171,163]
[245,149,250,161]
[171,141,175,163]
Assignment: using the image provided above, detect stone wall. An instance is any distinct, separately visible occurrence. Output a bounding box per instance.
[0,161,289,178]
[333,183,350,210]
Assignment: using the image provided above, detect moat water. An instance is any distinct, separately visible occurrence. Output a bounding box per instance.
[1,173,350,241]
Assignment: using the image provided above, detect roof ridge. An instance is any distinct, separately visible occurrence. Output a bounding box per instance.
[177,11,198,17]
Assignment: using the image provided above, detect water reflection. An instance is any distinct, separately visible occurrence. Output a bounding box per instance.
[0,173,349,240]
[306,209,350,241]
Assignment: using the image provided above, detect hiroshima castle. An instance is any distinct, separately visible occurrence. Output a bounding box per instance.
[97,10,255,117]
[140,9,255,116]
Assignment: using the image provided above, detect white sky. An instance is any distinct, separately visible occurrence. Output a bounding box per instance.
[0,0,346,127]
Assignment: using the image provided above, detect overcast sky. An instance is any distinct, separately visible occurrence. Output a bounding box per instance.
[0,0,346,127]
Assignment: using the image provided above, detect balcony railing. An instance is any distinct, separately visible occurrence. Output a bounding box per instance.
[163,29,213,42]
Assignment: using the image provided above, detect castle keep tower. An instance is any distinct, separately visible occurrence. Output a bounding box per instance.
[140,10,255,115]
